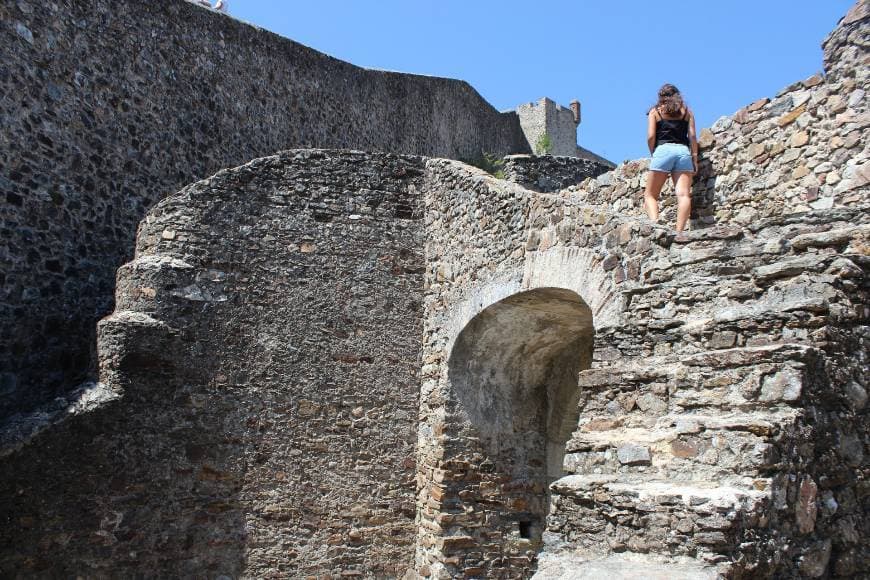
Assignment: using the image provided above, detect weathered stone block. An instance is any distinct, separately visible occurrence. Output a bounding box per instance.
[616,445,652,466]
[760,368,803,402]
[796,476,818,534]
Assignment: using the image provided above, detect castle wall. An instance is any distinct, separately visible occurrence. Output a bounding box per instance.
[0,150,427,577]
[416,157,868,579]
[502,154,612,193]
[564,3,868,228]
[1,151,866,578]
[0,0,529,420]
[0,2,866,578]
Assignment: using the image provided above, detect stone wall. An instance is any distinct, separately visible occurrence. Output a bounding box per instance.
[539,210,869,579]
[0,0,530,420]
[503,154,614,193]
[0,2,867,578]
[516,98,581,157]
[415,161,629,578]
[0,150,427,577]
[415,156,869,578]
[564,2,868,229]
[1,149,866,577]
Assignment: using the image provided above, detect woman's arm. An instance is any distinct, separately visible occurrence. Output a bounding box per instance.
[647,110,657,154]
[688,108,699,170]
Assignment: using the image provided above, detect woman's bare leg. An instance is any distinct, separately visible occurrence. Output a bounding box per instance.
[643,171,669,223]
[673,171,693,232]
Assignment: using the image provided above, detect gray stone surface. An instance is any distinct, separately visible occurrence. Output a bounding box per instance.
[0,1,867,579]
[0,0,531,421]
[533,552,721,580]
[616,444,652,466]
[503,154,614,193]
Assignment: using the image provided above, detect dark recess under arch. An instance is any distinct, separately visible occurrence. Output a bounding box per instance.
[446,287,594,556]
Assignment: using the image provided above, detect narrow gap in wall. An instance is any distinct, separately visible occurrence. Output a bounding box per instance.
[519,520,533,540]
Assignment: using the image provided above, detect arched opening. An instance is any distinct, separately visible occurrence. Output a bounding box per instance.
[443,287,593,566]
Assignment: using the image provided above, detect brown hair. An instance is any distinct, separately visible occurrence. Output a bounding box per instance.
[655,83,686,117]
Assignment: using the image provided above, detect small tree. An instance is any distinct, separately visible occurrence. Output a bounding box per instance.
[535,133,553,155]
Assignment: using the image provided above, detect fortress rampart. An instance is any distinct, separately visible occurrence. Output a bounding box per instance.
[0,1,867,578]
[0,0,531,420]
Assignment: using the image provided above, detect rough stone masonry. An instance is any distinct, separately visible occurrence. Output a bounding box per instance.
[0,0,531,422]
[0,0,608,426]
[0,1,868,579]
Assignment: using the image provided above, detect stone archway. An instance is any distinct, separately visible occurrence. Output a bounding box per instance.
[420,287,593,576]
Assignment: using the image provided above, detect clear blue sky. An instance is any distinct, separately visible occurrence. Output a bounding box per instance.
[229,1,853,163]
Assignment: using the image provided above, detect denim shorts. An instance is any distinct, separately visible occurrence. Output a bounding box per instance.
[650,143,694,173]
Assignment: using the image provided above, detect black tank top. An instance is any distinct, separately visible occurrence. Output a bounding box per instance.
[655,109,690,148]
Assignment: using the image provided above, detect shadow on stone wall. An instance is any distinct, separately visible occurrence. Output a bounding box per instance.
[1,150,427,576]
[691,152,720,228]
[442,288,594,573]
[0,0,528,423]
[0,323,250,577]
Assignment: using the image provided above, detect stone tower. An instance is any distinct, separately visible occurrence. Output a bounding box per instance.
[516,97,583,157]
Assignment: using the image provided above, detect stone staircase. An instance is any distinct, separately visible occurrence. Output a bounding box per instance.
[536,344,829,578]
[414,167,867,578]
[537,350,805,578]
[532,208,869,578]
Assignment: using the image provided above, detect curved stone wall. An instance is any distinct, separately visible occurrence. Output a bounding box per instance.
[0,150,427,577]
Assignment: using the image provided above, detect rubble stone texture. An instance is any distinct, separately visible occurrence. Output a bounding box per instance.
[1,151,428,577]
[415,161,867,578]
[0,0,868,579]
[0,0,530,421]
[502,154,614,193]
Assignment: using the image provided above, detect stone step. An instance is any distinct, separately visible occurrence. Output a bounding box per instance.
[547,475,768,562]
[580,343,818,414]
[562,411,796,480]
[533,551,722,580]
[550,475,767,511]
[572,411,792,445]
[100,309,173,329]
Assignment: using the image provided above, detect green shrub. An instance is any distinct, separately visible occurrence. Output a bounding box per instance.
[462,152,505,179]
[535,133,553,155]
